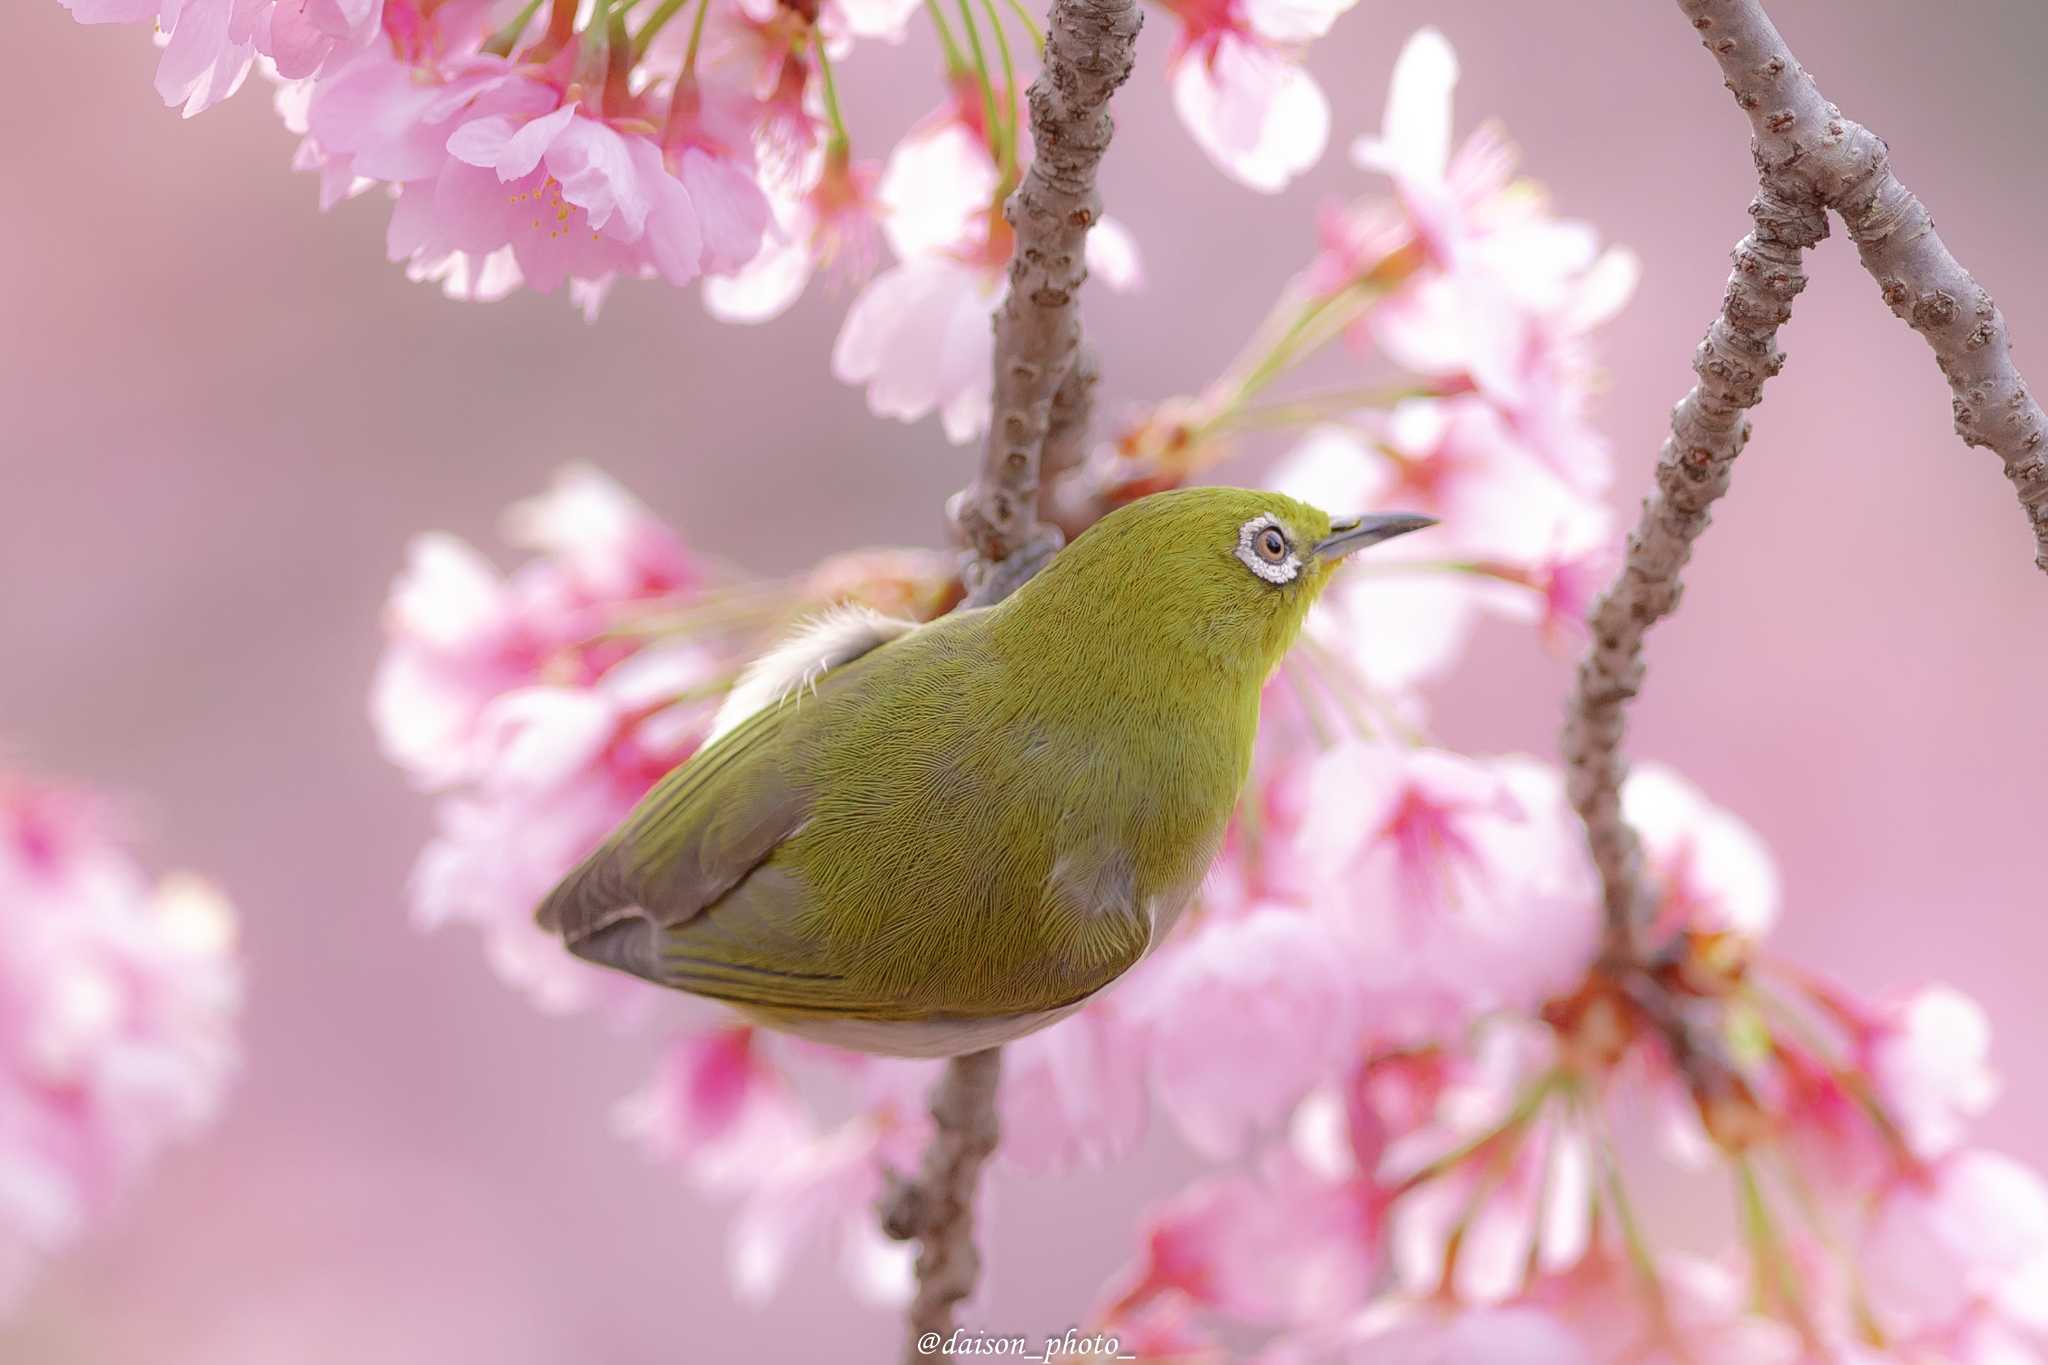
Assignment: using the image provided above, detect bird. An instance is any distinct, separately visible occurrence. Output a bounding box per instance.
[535,486,1432,1057]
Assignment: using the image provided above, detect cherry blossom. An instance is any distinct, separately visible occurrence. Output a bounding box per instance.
[370,465,700,791]
[1623,762,1780,942]
[1330,28,1638,491]
[832,100,1144,441]
[1377,1027,1588,1304]
[1265,408,1616,690]
[1160,0,1354,191]
[1290,745,1600,1047]
[705,149,886,322]
[1126,906,1362,1158]
[1102,1148,1381,1329]
[998,999,1150,1171]
[407,643,724,1014]
[0,774,241,1309]
[613,1025,814,1191]
[1861,984,2000,1161]
[372,467,727,1011]
[1858,1149,2048,1343]
[722,1097,925,1305]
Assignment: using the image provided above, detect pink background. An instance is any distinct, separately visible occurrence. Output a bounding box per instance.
[4,1,2045,1359]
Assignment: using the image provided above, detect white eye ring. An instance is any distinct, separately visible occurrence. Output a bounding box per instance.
[1235,514,1302,585]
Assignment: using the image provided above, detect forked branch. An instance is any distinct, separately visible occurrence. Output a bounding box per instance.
[1568,0,2048,961]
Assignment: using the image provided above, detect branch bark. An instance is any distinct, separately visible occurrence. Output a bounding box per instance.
[886,2,1140,1358]
[1563,177,1823,951]
[1566,0,2048,954]
[950,0,1141,607]
[880,1047,1003,1362]
[1680,0,2048,572]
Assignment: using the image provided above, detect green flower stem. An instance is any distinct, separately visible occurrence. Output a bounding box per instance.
[926,0,970,75]
[1210,381,1435,432]
[1588,1097,1669,1324]
[953,0,1006,172]
[813,31,851,155]
[483,0,548,57]
[999,0,1044,52]
[979,0,1021,182]
[632,0,704,61]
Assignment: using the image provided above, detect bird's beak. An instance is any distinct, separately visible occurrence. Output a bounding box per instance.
[1310,512,1437,562]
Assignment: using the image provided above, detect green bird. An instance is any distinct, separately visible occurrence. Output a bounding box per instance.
[536,486,1431,1057]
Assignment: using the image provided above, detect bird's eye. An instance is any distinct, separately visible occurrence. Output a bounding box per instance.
[1235,514,1301,584]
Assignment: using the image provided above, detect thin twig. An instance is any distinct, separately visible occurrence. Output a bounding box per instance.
[884,0,1140,1357]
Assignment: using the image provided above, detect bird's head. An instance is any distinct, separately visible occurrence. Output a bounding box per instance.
[1009,486,1434,681]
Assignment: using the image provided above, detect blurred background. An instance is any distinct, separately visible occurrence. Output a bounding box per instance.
[4,0,2045,1359]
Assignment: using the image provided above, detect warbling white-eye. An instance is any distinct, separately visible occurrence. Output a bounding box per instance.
[536,486,1432,1056]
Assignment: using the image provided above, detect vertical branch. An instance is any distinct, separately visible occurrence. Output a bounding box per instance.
[879,1047,1004,1359]
[1564,189,1823,951]
[885,2,1140,1360]
[950,0,1142,607]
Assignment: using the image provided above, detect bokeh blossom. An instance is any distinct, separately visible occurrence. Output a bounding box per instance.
[0,773,241,1310]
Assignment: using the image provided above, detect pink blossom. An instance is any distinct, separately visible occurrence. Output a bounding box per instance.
[500,463,702,602]
[833,254,1008,442]
[723,1101,925,1305]
[1342,29,1638,490]
[613,1025,813,1191]
[1372,259,1636,491]
[64,0,388,113]
[1376,1026,1588,1304]
[264,0,383,79]
[1623,763,1779,942]
[1858,1149,2048,1341]
[372,468,721,1011]
[998,999,1149,1171]
[417,86,769,296]
[369,531,552,789]
[833,101,1145,440]
[1861,984,1999,1161]
[369,466,698,789]
[705,151,886,323]
[1264,424,1485,696]
[408,643,724,1014]
[1128,906,1362,1158]
[1289,745,1600,1046]
[0,775,241,1310]
[1267,406,1615,665]
[1349,28,1513,273]
[1161,0,1353,191]
[1104,1150,1381,1328]
[61,0,262,116]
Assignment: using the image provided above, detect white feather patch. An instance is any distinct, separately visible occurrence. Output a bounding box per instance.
[705,605,919,745]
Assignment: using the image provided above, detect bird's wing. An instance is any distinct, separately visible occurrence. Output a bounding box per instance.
[533,607,917,982]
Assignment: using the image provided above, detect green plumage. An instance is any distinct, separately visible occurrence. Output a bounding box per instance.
[536,486,1427,1056]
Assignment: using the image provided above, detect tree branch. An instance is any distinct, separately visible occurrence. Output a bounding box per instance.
[1679,0,2048,572]
[886,2,1140,1358]
[1567,0,2048,957]
[1563,174,1823,952]
[950,0,1141,608]
[880,1047,1003,1362]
